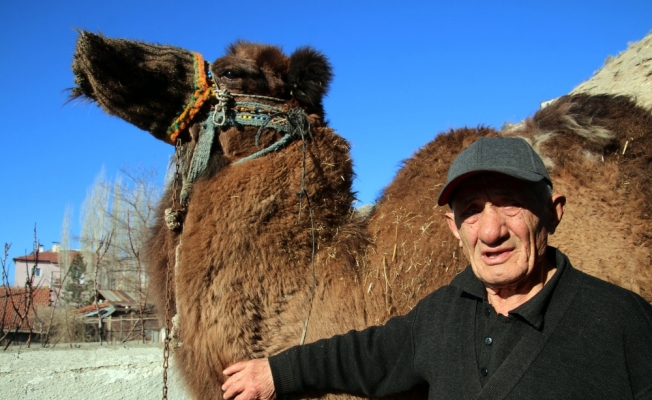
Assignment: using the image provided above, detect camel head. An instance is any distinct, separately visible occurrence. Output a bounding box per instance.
[71,31,333,146]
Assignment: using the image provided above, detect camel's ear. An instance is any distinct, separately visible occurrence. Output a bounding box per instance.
[287,47,333,110]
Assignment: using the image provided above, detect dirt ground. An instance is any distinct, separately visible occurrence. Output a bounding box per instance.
[0,343,191,399]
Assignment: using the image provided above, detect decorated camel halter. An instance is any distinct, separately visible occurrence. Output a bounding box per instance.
[164,52,310,207]
[209,91,311,165]
[165,52,309,148]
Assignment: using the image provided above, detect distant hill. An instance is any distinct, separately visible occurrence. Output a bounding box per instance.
[571,30,652,110]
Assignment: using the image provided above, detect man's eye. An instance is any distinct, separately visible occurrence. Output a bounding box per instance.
[461,211,480,224]
[461,208,481,218]
[500,205,521,217]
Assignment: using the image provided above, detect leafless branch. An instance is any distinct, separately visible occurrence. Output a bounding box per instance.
[93,231,113,345]
[2,227,42,349]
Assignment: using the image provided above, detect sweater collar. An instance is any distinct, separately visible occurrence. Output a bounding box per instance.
[450,246,568,330]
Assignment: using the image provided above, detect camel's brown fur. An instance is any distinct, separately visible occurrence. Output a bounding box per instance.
[71,32,652,399]
[515,94,652,301]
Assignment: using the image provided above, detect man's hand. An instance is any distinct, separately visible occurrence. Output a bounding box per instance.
[222,359,276,400]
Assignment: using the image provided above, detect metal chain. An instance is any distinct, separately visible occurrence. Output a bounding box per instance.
[162,139,183,400]
[162,254,172,399]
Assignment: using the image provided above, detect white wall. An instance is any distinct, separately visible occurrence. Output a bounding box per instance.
[13,260,60,290]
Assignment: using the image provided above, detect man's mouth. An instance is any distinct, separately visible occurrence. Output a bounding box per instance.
[482,249,513,263]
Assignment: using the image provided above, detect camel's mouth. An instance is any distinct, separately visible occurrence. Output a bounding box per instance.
[70,30,200,143]
[70,31,106,104]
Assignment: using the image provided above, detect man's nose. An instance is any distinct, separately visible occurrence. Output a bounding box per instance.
[477,205,507,244]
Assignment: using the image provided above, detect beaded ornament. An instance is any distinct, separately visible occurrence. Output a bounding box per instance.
[165,52,214,144]
[233,102,290,138]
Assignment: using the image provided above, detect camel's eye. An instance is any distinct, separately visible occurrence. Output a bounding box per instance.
[221,70,239,80]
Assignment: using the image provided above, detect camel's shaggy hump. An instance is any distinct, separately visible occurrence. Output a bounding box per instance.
[365,127,501,317]
[71,32,652,399]
[511,94,652,301]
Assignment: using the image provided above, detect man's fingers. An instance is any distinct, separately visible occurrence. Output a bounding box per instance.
[222,382,241,400]
[221,359,276,400]
[222,371,244,399]
[222,372,237,391]
[221,377,234,396]
[224,361,247,376]
[223,379,257,400]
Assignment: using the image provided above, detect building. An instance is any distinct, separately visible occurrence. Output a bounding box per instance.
[12,243,79,304]
[75,289,159,343]
[0,286,51,342]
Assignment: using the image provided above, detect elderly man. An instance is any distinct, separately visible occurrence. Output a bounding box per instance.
[222,137,652,399]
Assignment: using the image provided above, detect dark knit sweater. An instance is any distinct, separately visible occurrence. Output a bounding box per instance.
[269,248,652,399]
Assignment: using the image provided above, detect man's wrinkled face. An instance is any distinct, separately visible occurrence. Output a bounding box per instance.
[445,173,564,290]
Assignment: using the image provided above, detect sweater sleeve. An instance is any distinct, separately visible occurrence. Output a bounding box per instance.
[625,293,652,399]
[268,305,425,398]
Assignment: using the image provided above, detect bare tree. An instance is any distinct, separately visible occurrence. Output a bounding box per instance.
[76,166,162,342]
[0,243,13,343]
[1,229,46,348]
[92,233,113,345]
[41,206,76,347]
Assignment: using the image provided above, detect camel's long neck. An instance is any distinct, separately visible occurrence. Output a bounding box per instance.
[212,124,354,245]
[171,125,358,359]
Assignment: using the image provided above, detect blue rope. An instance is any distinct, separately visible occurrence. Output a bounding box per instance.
[233,133,295,165]
[180,112,217,204]
[183,103,307,181]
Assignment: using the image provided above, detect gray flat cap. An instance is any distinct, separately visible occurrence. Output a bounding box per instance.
[437,137,552,206]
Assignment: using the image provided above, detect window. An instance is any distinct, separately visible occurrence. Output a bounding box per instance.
[34,267,41,277]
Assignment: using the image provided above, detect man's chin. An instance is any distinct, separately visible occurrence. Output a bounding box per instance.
[475,268,527,291]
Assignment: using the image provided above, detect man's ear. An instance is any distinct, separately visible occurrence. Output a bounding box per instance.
[287,47,333,109]
[445,212,463,247]
[547,193,566,234]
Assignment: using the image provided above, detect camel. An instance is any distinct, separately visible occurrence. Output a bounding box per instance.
[70,31,652,399]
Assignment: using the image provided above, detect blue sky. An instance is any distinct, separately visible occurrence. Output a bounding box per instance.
[1,0,651,284]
